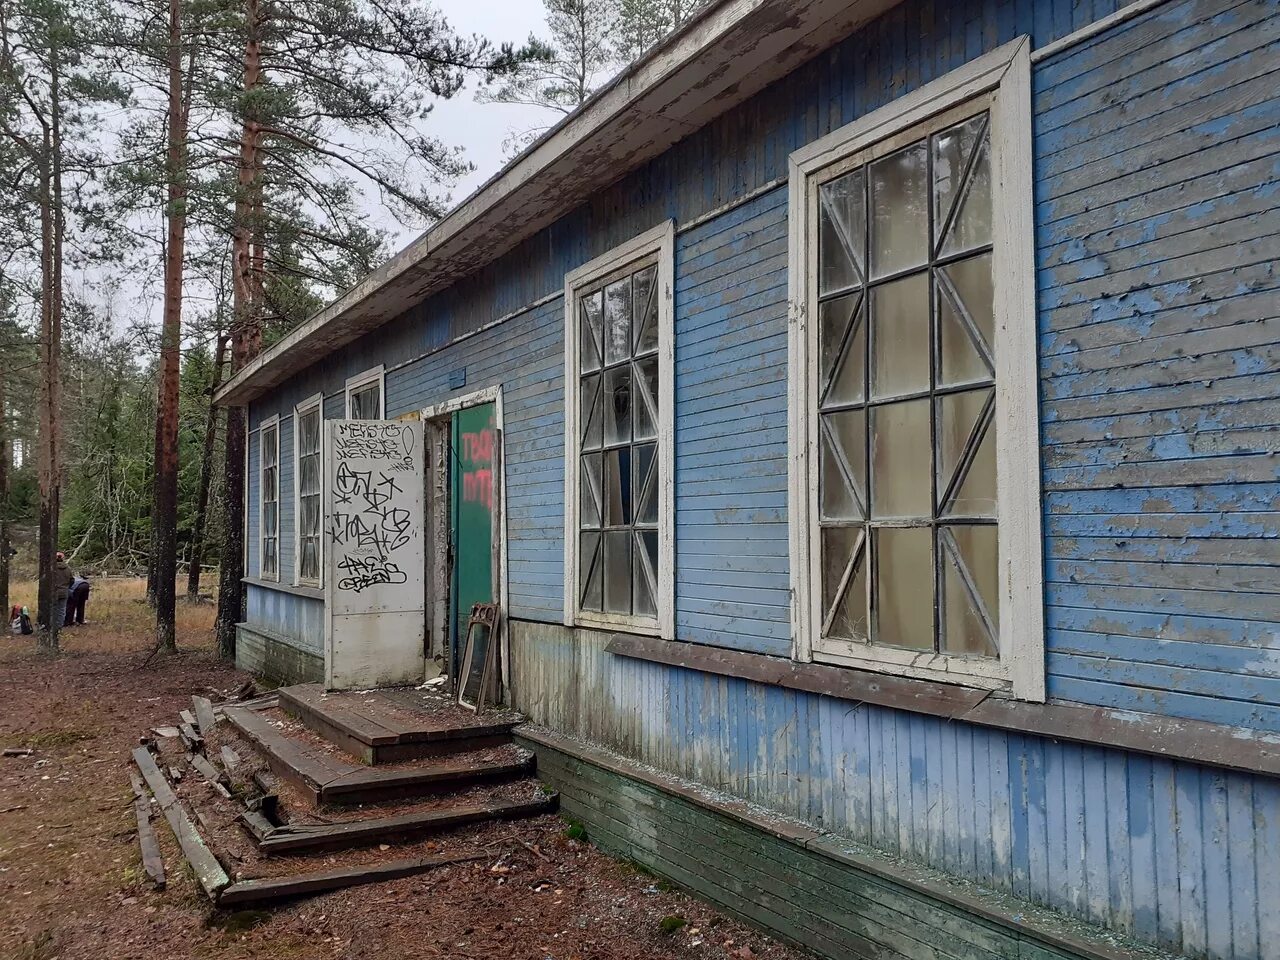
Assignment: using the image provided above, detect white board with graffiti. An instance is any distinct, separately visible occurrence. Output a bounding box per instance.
[323,419,425,690]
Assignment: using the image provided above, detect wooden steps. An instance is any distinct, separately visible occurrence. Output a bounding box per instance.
[258,793,558,854]
[224,705,534,806]
[278,683,519,764]
[217,852,486,907]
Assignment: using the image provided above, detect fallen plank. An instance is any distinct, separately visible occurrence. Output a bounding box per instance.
[151,726,180,739]
[192,696,217,736]
[237,809,277,843]
[3,747,33,757]
[221,745,241,773]
[178,722,203,753]
[131,747,229,899]
[216,852,486,907]
[128,771,166,890]
[259,794,558,854]
[179,709,198,727]
[190,753,229,790]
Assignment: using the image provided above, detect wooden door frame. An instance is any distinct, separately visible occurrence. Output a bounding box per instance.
[420,386,508,696]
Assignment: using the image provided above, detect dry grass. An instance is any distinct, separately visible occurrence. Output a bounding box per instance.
[4,577,217,655]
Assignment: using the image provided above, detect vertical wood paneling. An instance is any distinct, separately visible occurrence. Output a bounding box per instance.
[512,621,1279,960]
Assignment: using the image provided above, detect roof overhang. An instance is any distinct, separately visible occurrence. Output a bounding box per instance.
[216,0,900,406]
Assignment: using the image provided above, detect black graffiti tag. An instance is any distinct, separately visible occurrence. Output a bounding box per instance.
[337,555,408,593]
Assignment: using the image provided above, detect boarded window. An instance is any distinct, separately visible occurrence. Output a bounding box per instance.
[815,111,998,658]
[296,403,321,582]
[260,421,279,579]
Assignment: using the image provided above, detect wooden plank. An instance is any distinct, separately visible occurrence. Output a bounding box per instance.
[128,771,166,890]
[322,754,535,805]
[259,794,557,853]
[223,705,357,801]
[277,684,400,746]
[192,696,217,736]
[216,852,487,907]
[131,747,229,899]
[221,745,241,773]
[237,809,277,843]
[189,753,232,797]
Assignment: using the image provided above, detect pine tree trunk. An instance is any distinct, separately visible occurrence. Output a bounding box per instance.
[0,346,10,621]
[187,333,225,600]
[153,0,187,654]
[36,61,61,650]
[214,0,262,660]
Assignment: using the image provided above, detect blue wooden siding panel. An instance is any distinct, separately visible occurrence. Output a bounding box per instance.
[245,584,323,653]
[1033,0,1280,729]
[514,624,1280,960]
[674,186,791,656]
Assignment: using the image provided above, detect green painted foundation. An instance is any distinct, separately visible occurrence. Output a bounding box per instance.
[518,726,1173,960]
[236,624,323,686]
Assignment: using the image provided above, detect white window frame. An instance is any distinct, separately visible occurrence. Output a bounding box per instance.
[258,414,281,582]
[345,365,385,419]
[786,38,1045,701]
[293,393,324,586]
[563,221,675,639]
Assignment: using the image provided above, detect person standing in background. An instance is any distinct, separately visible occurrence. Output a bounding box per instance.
[51,552,73,632]
[65,573,90,626]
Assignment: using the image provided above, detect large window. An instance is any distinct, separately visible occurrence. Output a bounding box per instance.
[564,222,674,638]
[346,366,384,419]
[259,416,280,580]
[788,40,1044,699]
[294,395,322,585]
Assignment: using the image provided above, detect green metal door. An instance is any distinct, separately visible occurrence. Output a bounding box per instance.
[448,402,496,678]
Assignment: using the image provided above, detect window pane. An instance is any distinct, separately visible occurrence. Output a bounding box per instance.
[828,539,868,643]
[633,530,658,619]
[940,524,999,656]
[871,272,930,399]
[942,135,992,256]
[580,374,602,450]
[819,168,866,295]
[820,292,864,407]
[602,366,632,447]
[874,527,933,650]
[603,530,631,614]
[602,448,632,526]
[820,526,859,620]
[581,453,602,529]
[937,388,996,518]
[580,532,602,611]
[581,292,603,373]
[604,278,631,366]
[938,270,992,388]
[633,356,658,441]
[633,265,658,356]
[870,398,931,519]
[932,114,986,252]
[819,410,865,521]
[350,384,379,419]
[941,253,995,377]
[301,540,318,581]
[633,442,657,526]
[870,142,928,279]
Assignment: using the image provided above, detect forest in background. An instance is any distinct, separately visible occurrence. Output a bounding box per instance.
[0,0,705,656]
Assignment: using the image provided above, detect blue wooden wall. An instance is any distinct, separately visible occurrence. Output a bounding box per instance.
[512,622,1280,960]
[235,0,1280,955]
[245,0,1280,728]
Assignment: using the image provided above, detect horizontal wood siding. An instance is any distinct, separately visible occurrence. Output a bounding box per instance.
[674,187,791,655]
[511,621,1280,960]
[1033,0,1280,729]
[245,584,323,654]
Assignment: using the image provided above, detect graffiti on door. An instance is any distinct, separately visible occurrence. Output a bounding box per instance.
[329,422,420,595]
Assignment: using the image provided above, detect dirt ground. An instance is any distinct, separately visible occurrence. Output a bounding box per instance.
[0,579,805,960]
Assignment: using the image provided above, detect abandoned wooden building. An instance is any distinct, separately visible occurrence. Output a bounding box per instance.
[213,0,1280,956]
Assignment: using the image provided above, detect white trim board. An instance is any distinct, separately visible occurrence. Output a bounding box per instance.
[786,37,1046,702]
[563,221,676,641]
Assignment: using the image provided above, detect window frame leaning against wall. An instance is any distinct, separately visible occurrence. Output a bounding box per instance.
[293,393,324,587]
[786,38,1045,701]
[259,414,281,582]
[345,365,385,420]
[563,221,676,640]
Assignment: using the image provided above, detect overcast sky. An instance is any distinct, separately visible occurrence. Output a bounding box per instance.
[385,0,555,247]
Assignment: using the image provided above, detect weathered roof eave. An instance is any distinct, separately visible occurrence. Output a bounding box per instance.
[216,0,900,407]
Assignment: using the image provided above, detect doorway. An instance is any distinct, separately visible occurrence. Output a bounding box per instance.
[422,388,506,694]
